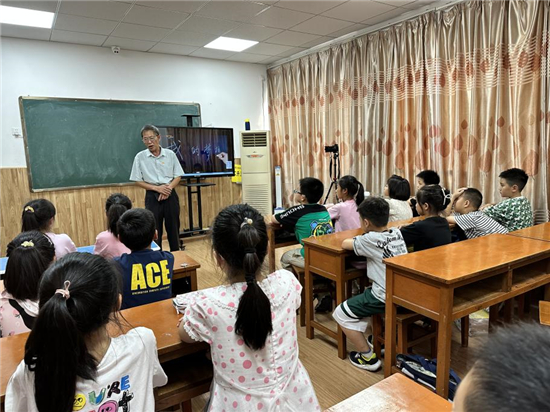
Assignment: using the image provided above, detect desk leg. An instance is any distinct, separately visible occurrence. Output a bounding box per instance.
[384,268,397,378]
[435,288,453,399]
[503,299,513,323]
[336,275,347,359]
[189,270,198,292]
[305,247,314,339]
[489,305,499,332]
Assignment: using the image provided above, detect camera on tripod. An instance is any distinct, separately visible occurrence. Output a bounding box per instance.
[323,144,340,204]
[324,144,339,153]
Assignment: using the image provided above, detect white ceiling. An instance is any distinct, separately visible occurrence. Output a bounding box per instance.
[0,0,441,65]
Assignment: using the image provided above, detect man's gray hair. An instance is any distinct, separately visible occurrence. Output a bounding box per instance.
[141,124,160,137]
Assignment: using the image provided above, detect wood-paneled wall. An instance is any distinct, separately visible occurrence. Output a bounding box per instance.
[0,167,241,256]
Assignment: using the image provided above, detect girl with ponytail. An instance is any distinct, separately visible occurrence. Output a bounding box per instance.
[94,193,133,259]
[326,175,365,231]
[5,253,167,412]
[0,231,55,337]
[400,184,453,251]
[178,204,319,411]
[21,199,77,259]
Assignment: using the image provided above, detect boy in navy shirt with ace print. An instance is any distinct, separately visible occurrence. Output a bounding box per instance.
[115,208,174,309]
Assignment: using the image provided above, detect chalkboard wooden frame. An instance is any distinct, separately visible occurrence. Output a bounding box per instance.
[19,96,201,192]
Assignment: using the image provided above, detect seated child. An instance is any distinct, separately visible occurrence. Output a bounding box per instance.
[409,170,440,217]
[384,174,413,222]
[178,204,320,411]
[326,175,364,231]
[401,185,452,251]
[273,177,334,269]
[332,197,408,371]
[481,168,533,232]
[5,253,167,411]
[94,193,132,259]
[116,208,174,309]
[447,188,507,240]
[453,323,549,412]
[0,231,55,337]
[21,198,77,259]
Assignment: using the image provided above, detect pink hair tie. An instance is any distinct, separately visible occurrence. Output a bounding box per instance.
[55,280,71,300]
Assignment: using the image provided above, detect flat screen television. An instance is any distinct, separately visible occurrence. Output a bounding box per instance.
[158,127,235,178]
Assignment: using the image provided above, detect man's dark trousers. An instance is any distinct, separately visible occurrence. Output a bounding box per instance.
[145,190,181,251]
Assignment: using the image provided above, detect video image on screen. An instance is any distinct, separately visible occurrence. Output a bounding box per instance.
[158,127,235,178]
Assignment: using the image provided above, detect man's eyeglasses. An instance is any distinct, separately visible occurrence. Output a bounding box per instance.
[293,189,303,195]
[142,136,158,142]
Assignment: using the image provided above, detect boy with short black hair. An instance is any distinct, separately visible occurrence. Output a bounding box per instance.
[410,170,441,217]
[272,177,334,269]
[416,169,440,187]
[116,208,174,309]
[481,168,533,232]
[447,188,508,240]
[453,323,550,412]
[332,197,408,371]
[271,177,334,312]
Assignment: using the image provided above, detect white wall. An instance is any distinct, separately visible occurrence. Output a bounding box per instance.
[0,37,267,167]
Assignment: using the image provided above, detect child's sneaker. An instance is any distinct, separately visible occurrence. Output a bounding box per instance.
[348,351,381,371]
[366,335,385,357]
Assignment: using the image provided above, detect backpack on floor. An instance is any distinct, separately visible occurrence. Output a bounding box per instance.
[396,353,461,401]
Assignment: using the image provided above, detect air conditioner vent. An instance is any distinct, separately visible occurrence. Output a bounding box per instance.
[242,133,267,147]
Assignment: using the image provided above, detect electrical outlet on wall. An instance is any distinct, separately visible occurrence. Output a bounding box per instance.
[12,127,22,138]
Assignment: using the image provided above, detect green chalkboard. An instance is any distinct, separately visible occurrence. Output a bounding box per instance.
[20,97,201,191]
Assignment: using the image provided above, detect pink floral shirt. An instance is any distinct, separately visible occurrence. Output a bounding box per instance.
[181,270,320,411]
[0,290,38,338]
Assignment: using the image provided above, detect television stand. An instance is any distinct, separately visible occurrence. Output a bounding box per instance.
[180,177,215,239]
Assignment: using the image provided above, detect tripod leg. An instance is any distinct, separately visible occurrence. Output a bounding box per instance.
[324,180,337,204]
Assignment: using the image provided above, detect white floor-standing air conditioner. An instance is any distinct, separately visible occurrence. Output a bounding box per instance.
[240,131,272,216]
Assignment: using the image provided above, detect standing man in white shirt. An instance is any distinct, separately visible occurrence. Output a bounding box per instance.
[130,125,184,251]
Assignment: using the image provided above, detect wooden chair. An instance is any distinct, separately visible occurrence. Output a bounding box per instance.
[155,356,213,412]
[371,311,438,359]
[290,265,363,327]
[291,265,335,327]
[291,265,308,327]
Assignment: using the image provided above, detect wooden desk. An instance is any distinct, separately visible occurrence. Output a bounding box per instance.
[509,223,550,242]
[172,250,200,291]
[117,299,207,363]
[0,299,208,404]
[0,333,27,404]
[324,373,452,412]
[384,234,550,398]
[303,217,423,359]
[303,227,363,359]
[267,224,299,273]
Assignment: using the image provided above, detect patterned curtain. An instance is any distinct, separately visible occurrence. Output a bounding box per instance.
[267,0,550,220]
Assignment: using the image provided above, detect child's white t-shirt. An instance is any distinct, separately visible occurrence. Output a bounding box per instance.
[5,327,167,412]
[352,228,408,302]
[385,198,413,222]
